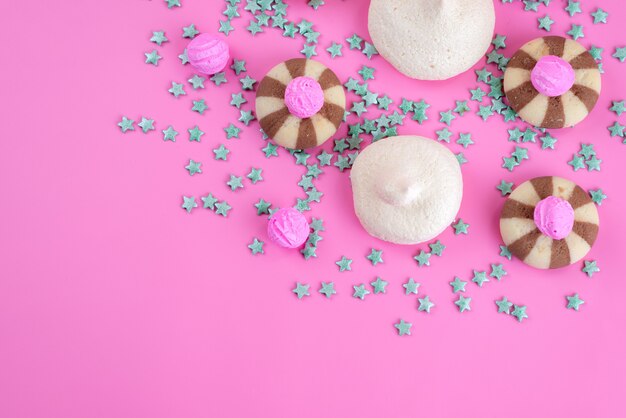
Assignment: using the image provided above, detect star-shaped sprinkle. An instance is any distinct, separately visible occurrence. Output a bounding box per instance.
[522,129,537,143]
[418,296,435,313]
[137,117,155,133]
[326,42,343,58]
[456,133,475,148]
[429,240,446,256]
[254,198,272,215]
[439,110,456,126]
[449,277,467,293]
[566,293,585,311]
[118,116,135,133]
[489,264,507,280]
[495,297,513,314]
[224,123,241,139]
[370,277,388,294]
[589,189,607,205]
[585,156,602,172]
[452,219,469,235]
[240,75,257,90]
[346,34,363,50]
[477,105,494,121]
[319,282,336,298]
[218,19,234,36]
[188,125,204,142]
[414,250,432,267]
[188,74,206,89]
[497,180,514,196]
[436,127,452,143]
[492,34,506,50]
[476,68,492,83]
[293,282,310,299]
[472,270,490,287]
[353,284,370,300]
[358,65,375,81]
[211,72,226,86]
[150,31,168,46]
[456,152,468,166]
[511,305,528,322]
[366,248,383,266]
[394,319,412,336]
[308,0,324,9]
[362,42,378,59]
[262,142,279,158]
[610,101,625,116]
[168,81,186,97]
[567,24,584,40]
[144,50,162,66]
[377,95,393,110]
[538,15,554,31]
[403,278,420,295]
[582,260,600,277]
[248,238,265,255]
[191,99,208,115]
[239,109,255,126]
[181,196,197,213]
[512,146,529,162]
[524,0,539,12]
[182,24,199,39]
[541,132,557,149]
[500,245,512,260]
[162,125,179,142]
[215,201,232,217]
[591,8,608,24]
[454,100,471,116]
[455,295,472,313]
[213,144,230,161]
[165,0,181,9]
[185,159,202,175]
[226,175,244,191]
[201,193,218,210]
[565,0,581,17]
[301,43,317,59]
[608,121,625,137]
[568,154,585,171]
[336,256,353,272]
[178,49,189,65]
[247,167,263,184]
[231,60,247,75]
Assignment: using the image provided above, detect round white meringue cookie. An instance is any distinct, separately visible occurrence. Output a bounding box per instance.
[368,0,496,80]
[350,135,463,244]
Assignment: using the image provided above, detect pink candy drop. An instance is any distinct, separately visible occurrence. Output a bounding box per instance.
[187,33,230,75]
[267,208,310,249]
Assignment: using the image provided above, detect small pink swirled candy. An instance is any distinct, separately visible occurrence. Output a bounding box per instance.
[267,208,309,248]
[530,55,575,97]
[284,76,324,119]
[534,196,575,240]
[187,33,230,75]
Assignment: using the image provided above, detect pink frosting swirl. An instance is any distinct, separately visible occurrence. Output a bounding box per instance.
[187,33,230,75]
[530,55,575,97]
[533,196,575,240]
[284,76,324,119]
[267,208,309,248]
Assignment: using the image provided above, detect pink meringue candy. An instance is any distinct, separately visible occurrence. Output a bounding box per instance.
[267,208,309,248]
[187,33,230,75]
[530,55,575,97]
[533,196,575,240]
[284,76,325,119]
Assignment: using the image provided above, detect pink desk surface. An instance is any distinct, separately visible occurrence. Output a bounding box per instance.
[1,1,626,417]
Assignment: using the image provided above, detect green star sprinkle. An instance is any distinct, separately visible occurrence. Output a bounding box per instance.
[418,296,435,313]
[231,60,247,75]
[429,240,446,256]
[169,82,186,97]
[165,0,181,9]
[591,8,608,24]
[308,0,324,9]
[449,277,467,293]
[565,0,581,17]
[182,24,199,39]
[454,295,472,313]
[185,159,202,176]
[240,75,257,90]
[472,270,490,287]
[118,116,135,133]
[377,95,393,110]
[218,19,234,36]
[454,100,471,115]
[500,245,512,260]
[541,132,557,149]
[162,125,179,142]
[248,238,265,255]
[191,99,208,115]
[150,31,168,46]
[582,260,600,277]
[358,65,375,81]
[229,93,247,110]
[456,152,468,166]
[538,15,554,31]
[568,154,585,171]
[346,33,363,50]
[201,193,217,210]
[178,49,189,65]
[301,43,317,59]
[213,144,230,161]
[439,110,456,126]
[188,74,206,89]
[452,219,469,235]
[436,127,452,143]
[366,248,383,266]
[492,34,506,50]
[244,0,261,13]
[589,189,607,205]
[254,199,272,215]
[336,256,353,272]
[470,87,486,102]
[215,201,232,217]
[403,278,420,295]
[362,42,378,59]
[226,175,244,191]
[292,282,310,299]
[239,109,255,126]
[508,127,523,142]
[522,129,537,144]
[370,277,388,294]
[524,0,539,12]
[490,264,507,280]
[414,250,432,267]
[181,196,197,213]
[353,284,370,300]
[511,305,528,323]
[224,123,241,139]
[246,168,263,184]
[210,72,227,86]
[297,19,314,35]
[138,117,155,133]
[495,297,513,314]
[585,156,602,172]
[187,125,204,142]
[608,121,625,137]
[477,105,494,121]
[394,319,412,336]
[476,68,492,83]
[567,24,584,40]
[317,151,333,166]
[282,23,297,38]
[262,142,279,158]
[223,5,240,20]
[144,50,162,66]
[608,101,625,118]
[566,293,585,311]
[578,145,595,160]
[497,180,514,196]
[456,133,474,148]
[512,146,529,162]
[319,282,336,298]
[589,46,603,61]
[326,42,343,58]
[502,156,520,172]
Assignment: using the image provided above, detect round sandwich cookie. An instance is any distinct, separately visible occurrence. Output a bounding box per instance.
[504,36,601,129]
[500,176,599,269]
[368,0,495,80]
[350,135,463,245]
[255,58,346,150]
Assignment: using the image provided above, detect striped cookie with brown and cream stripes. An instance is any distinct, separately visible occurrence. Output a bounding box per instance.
[255,58,346,150]
[503,36,601,129]
[500,176,599,269]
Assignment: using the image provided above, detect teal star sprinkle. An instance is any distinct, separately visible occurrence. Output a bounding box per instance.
[248,238,265,255]
[317,150,333,166]
[449,277,467,293]
[452,219,469,235]
[292,282,310,299]
[165,0,181,9]
[169,81,186,97]
[188,125,204,142]
[589,189,607,205]
[470,87,486,102]
[336,256,353,272]
[319,282,336,298]
[566,293,585,311]
[585,156,602,172]
[366,249,383,266]
[362,42,378,59]
[394,319,412,336]
[240,75,257,90]
[418,296,435,313]
[502,156,520,172]
[301,43,317,59]
[231,60,247,75]
[436,127,452,143]
[353,284,370,300]
[226,175,244,191]
[188,75,206,89]
[565,0,581,17]
[454,295,472,313]
[608,121,625,137]
[150,31,168,46]
[346,34,363,50]
[490,264,507,280]
[182,24,199,39]
[579,145,596,160]
[181,196,197,213]
[370,277,388,294]
[262,142,279,158]
[254,198,272,215]
[201,193,217,210]
[589,46,603,61]
[247,168,263,184]
[178,49,189,65]
[541,132,557,149]
[582,260,600,277]
[591,8,608,24]
[610,101,625,116]
[218,19,234,36]
[439,110,456,126]
[230,93,247,109]
[568,154,585,171]
[476,68,492,83]
[524,0,539,12]
[477,105,494,121]
[456,133,474,148]
[191,99,208,115]
[414,250,432,267]
[162,125,179,142]
[350,101,367,117]
[144,50,162,66]
[297,19,314,35]
[358,65,375,81]
[456,152,468,166]
[567,24,584,41]
[282,23,297,38]
[492,34,506,50]
[538,15,554,31]
[472,270,490,287]
[138,117,155,133]
[118,116,135,133]
[403,278,420,295]
[377,95,393,110]
[508,127,523,143]
[215,201,232,217]
[308,0,324,9]
[511,305,528,323]
[326,42,343,58]
[500,245,512,260]
[213,144,230,161]
[239,110,255,126]
[495,297,513,314]
[522,129,537,144]
[185,159,202,176]
[429,240,446,256]
[497,180,514,196]
[454,100,471,115]
[224,123,241,139]
[512,146,529,162]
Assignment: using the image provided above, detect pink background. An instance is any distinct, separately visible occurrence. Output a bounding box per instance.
[1,1,626,417]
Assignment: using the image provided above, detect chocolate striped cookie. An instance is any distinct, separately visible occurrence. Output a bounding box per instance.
[503,36,601,129]
[255,58,346,150]
[500,176,599,269]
